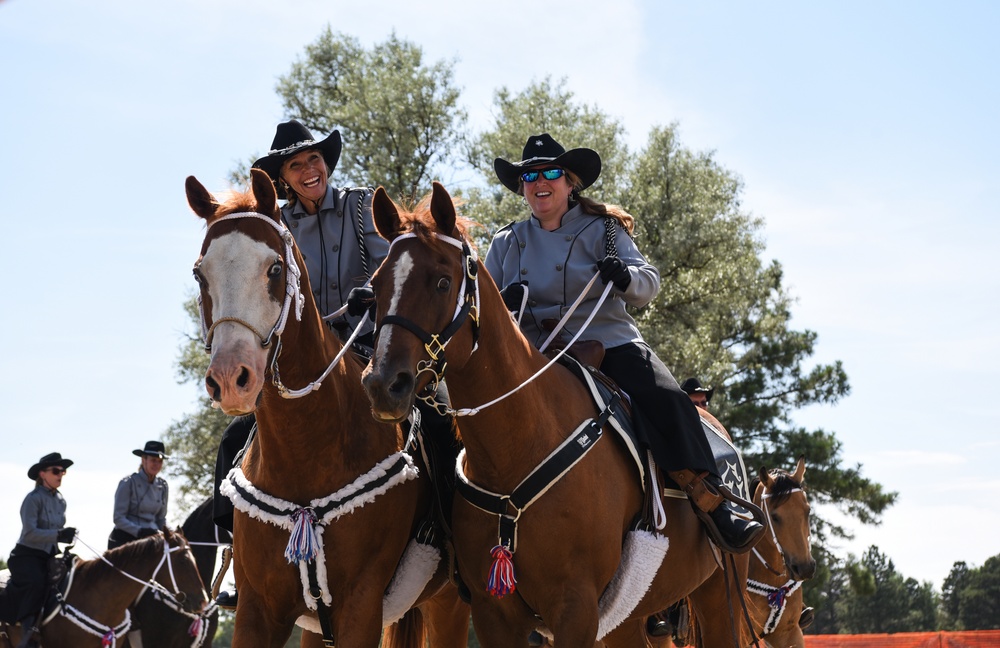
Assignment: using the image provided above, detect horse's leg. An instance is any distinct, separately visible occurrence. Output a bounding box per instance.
[601,618,653,647]
[417,583,470,648]
[468,597,545,648]
[231,590,298,648]
[690,552,751,648]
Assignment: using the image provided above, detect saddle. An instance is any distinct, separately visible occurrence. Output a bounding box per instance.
[540,319,606,368]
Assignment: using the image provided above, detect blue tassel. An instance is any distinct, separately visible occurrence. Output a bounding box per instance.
[768,585,789,608]
[284,508,319,563]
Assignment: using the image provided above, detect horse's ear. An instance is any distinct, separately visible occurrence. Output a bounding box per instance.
[249,168,279,221]
[758,465,773,489]
[186,175,219,221]
[429,181,457,235]
[793,455,806,483]
[372,186,400,241]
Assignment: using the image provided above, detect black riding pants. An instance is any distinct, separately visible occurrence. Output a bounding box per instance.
[600,342,717,476]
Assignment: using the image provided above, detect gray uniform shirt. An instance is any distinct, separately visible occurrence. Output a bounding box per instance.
[18,485,66,552]
[281,184,389,339]
[113,469,168,537]
[484,205,660,349]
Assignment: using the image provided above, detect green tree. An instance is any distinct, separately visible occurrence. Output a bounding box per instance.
[836,546,938,633]
[942,560,972,629]
[952,555,1000,630]
[275,29,468,203]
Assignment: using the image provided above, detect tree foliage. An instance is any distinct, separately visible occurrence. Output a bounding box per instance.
[834,546,939,633]
[275,29,467,203]
[942,556,1000,630]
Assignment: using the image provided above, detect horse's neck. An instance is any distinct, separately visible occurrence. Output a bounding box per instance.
[449,305,596,488]
[73,556,151,620]
[751,492,784,579]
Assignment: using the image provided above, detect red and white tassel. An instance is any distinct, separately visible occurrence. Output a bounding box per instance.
[487,544,517,598]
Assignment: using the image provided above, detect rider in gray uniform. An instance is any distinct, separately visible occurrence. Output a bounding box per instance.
[108,441,169,549]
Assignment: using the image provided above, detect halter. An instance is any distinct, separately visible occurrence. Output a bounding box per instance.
[377,232,481,407]
[198,211,305,353]
[752,483,806,577]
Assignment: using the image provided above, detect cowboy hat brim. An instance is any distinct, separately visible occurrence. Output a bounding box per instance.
[494,147,602,193]
[133,449,170,459]
[28,456,74,480]
[252,130,342,200]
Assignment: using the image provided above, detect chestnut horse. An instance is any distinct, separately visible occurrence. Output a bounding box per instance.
[745,457,815,648]
[184,170,468,648]
[3,531,206,648]
[126,497,229,647]
[361,183,721,647]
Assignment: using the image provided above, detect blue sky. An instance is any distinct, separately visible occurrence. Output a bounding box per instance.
[2,0,997,590]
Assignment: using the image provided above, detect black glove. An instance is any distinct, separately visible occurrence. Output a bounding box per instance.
[56,527,76,544]
[597,256,631,291]
[137,527,159,538]
[499,282,527,312]
[346,286,376,319]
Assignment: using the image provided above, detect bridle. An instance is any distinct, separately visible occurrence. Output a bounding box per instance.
[376,231,481,408]
[196,210,366,400]
[753,477,806,578]
[197,211,305,354]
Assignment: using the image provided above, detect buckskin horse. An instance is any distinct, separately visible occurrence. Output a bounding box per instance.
[745,457,815,648]
[2,530,206,648]
[361,182,723,647]
[184,170,468,648]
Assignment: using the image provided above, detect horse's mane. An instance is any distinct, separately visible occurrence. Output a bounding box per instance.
[206,185,277,225]
[393,192,480,253]
[76,531,184,579]
[764,468,805,507]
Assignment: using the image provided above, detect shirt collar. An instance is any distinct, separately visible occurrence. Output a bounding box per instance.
[287,184,336,219]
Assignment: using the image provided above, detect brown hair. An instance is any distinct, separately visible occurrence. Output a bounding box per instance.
[520,169,635,235]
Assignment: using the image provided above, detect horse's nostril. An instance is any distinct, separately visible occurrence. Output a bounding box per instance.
[206,376,221,401]
[388,372,414,398]
[236,366,250,388]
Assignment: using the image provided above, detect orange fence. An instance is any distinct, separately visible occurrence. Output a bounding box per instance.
[805,631,1000,647]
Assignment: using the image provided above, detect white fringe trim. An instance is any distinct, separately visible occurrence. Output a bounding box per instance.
[596,529,670,640]
[220,451,419,610]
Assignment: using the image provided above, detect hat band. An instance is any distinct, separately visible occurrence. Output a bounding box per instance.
[267,139,317,156]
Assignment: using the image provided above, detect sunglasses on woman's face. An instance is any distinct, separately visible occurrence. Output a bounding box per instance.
[520,168,565,183]
[47,468,66,476]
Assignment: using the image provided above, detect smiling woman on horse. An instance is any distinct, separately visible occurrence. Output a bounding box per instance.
[485,133,764,554]
[0,452,77,641]
[210,119,458,610]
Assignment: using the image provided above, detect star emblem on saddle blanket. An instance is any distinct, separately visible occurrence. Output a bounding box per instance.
[534,139,544,146]
[721,460,745,497]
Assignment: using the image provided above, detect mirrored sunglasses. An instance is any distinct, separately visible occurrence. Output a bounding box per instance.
[520,168,565,183]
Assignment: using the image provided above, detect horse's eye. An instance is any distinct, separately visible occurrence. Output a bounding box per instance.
[771,513,781,525]
[436,277,450,292]
[192,269,204,285]
[268,261,283,278]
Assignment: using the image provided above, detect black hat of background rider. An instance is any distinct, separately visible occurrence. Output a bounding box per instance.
[493,133,602,193]
[680,378,715,402]
[132,440,170,459]
[27,452,74,480]
[252,120,342,200]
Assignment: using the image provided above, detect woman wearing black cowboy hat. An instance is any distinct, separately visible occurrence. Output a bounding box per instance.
[0,452,77,628]
[210,120,458,609]
[107,441,169,549]
[484,134,764,556]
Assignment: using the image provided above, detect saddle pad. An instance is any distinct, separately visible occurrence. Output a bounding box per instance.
[700,415,752,500]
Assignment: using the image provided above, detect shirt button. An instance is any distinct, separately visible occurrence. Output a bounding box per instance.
[564,235,572,241]
[520,268,528,275]
[291,221,299,228]
[519,242,526,248]
[332,244,339,252]
[330,282,338,289]
[555,264,563,271]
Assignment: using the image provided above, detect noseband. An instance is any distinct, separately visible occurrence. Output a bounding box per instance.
[197,211,305,353]
[377,232,480,403]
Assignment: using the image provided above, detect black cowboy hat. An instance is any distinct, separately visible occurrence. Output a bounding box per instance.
[28,452,74,480]
[133,440,169,459]
[251,119,342,200]
[494,133,602,193]
[680,378,715,402]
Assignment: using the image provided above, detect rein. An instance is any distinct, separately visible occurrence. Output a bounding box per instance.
[379,231,615,418]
